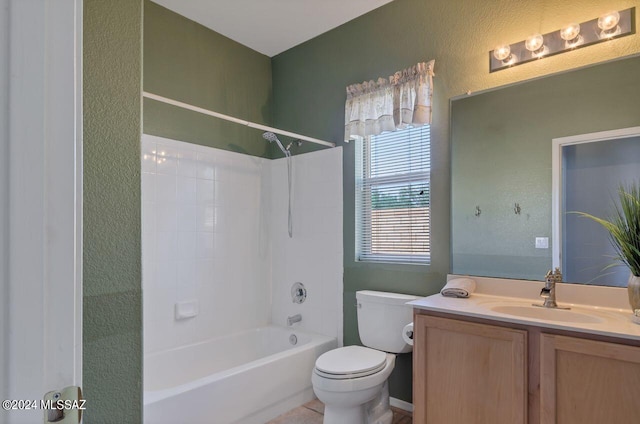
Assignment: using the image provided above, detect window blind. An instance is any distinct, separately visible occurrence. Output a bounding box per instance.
[355,126,431,264]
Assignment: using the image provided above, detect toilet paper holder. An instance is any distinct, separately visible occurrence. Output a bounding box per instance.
[402,323,414,346]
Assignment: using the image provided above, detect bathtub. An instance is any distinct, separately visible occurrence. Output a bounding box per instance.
[144,326,336,424]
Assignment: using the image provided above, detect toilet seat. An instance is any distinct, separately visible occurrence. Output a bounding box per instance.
[314,346,387,380]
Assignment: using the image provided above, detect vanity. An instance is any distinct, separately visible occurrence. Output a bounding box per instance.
[409,276,640,424]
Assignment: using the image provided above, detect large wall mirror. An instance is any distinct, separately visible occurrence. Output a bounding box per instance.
[451,55,640,286]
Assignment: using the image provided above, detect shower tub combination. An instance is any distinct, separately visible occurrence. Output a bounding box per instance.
[144,326,336,424]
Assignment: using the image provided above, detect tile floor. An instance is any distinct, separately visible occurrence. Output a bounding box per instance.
[267,399,413,424]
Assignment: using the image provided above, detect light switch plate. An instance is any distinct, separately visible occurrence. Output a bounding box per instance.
[535,237,549,249]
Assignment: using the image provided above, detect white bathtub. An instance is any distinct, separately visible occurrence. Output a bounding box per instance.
[144,326,336,424]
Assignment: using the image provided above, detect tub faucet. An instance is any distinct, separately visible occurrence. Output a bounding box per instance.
[534,268,570,309]
[287,314,302,326]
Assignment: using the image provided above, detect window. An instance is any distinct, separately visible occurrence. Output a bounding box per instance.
[355,126,431,264]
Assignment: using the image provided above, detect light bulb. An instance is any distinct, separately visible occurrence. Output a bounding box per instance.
[560,23,583,48]
[525,34,544,52]
[493,44,511,61]
[598,11,620,31]
[560,23,580,41]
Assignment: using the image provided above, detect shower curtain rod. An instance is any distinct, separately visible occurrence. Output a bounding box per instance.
[143,92,336,148]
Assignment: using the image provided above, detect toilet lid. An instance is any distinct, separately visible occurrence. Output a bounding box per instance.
[315,346,387,378]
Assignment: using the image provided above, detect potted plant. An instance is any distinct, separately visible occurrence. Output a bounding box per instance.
[577,182,640,311]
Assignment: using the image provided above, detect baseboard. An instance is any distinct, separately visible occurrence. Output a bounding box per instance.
[389,397,414,412]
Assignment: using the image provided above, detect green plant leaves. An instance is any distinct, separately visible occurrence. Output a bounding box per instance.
[573,182,640,277]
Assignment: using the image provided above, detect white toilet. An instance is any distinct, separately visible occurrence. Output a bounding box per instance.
[312,290,419,424]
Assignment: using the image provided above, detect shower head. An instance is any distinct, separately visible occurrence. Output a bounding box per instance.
[262,131,291,157]
[262,131,279,143]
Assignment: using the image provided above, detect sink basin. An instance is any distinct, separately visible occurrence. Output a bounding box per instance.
[490,305,605,324]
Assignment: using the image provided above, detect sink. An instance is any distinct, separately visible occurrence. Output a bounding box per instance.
[490,305,605,324]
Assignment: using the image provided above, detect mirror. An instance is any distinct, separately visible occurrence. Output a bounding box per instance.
[451,56,640,285]
[552,128,640,287]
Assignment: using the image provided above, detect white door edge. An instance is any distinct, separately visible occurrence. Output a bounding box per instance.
[3,1,82,422]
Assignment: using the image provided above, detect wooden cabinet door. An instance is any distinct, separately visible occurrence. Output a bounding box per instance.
[413,314,528,424]
[540,334,640,424]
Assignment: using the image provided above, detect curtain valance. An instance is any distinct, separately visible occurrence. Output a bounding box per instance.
[344,60,435,141]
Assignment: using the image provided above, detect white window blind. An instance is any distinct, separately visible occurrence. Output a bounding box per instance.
[355,126,431,264]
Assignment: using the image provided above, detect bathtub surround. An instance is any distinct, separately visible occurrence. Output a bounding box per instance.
[142,135,272,354]
[270,149,344,341]
[142,135,342,421]
[142,134,342,354]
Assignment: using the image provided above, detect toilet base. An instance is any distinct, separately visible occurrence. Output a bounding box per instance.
[320,381,392,424]
[364,381,392,424]
[323,404,366,424]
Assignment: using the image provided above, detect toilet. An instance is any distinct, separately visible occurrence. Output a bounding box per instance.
[311,290,419,424]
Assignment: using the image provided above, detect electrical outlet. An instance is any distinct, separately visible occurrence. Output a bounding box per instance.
[535,237,549,249]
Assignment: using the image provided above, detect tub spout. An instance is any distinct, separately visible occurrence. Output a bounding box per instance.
[287,314,302,326]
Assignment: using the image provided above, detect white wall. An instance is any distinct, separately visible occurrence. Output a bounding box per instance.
[142,135,272,354]
[0,0,9,407]
[3,2,82,422]
[269,148,343,344]
[142,135,343,355]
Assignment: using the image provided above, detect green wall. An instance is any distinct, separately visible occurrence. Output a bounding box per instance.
[452,56,640,281]
[83,0,143,422]
[143,0,273,158]
[271,0,640,402]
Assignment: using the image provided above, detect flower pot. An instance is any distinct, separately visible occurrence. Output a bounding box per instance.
[629,274,640,311]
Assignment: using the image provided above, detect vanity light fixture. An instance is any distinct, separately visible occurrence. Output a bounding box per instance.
[490,7,635,72]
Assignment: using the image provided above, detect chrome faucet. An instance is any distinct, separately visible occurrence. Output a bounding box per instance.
[287,314,302,326]
[534,268,570,309]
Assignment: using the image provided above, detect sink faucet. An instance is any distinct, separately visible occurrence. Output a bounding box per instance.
[534,268,570,309]
[287,314,302,326]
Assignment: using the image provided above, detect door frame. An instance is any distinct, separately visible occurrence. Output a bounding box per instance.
[551,125,640,271]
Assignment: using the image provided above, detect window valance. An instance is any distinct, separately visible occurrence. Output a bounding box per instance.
[344,60,435,141]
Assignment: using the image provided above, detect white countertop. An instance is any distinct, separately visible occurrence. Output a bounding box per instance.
[409,275,640,341]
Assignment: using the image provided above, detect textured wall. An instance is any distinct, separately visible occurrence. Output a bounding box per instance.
[271,0,640,402]
[452,57,640,281]
[143,0,273,158]
[83,0,143,422]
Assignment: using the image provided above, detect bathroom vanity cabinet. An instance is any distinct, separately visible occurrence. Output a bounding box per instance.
[412,310,640,424]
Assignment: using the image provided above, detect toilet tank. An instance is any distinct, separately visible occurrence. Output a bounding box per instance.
[356,290,419,353]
